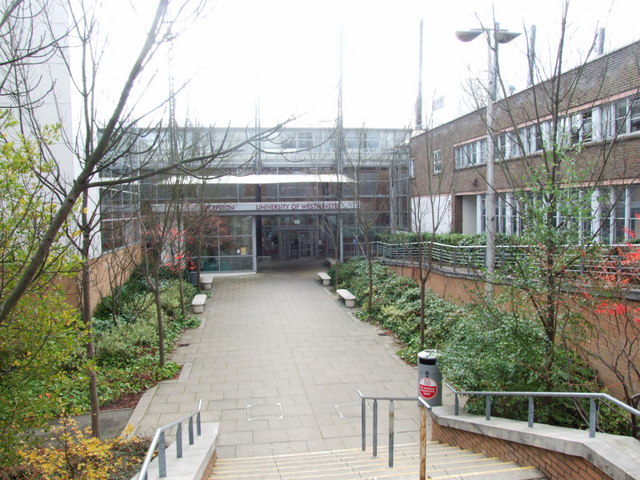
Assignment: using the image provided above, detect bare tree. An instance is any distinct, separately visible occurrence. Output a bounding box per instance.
[452,0,640,392]
[408,122,455,348]
[0,1,290,443]
[347,128,393,315]
[0,0,289,328]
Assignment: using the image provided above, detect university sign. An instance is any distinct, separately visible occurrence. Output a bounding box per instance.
[228,201,359,214]
[252,201,357,212]
[154,201,359,215]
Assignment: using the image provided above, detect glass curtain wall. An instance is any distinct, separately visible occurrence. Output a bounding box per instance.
[195,216,254,272]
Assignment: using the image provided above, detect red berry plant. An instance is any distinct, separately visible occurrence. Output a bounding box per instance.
[578,215,640,438]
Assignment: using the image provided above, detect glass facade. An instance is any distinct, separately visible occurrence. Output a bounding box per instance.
[99,127,411,272]
[195,216,254,272]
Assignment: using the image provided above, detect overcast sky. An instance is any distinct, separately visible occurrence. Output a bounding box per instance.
[97,0,640,130]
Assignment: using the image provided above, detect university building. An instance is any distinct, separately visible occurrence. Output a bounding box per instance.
[410,40,640,242]
[100,127,412,273]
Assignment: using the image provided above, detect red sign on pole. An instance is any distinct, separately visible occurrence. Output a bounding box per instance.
[419,377,438,399]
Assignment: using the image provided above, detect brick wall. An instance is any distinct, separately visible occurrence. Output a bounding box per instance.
[61,244,143,313]
[411,40,640,201]
[432,421,612,480]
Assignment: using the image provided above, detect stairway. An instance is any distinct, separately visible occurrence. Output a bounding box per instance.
[210,442,546,479]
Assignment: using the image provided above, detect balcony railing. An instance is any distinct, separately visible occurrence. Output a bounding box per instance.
[365,240,638,281]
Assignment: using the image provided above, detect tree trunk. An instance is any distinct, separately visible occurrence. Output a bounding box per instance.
[81,191,100,438]
[178,270,185,316]
[152,271,165,368]
[419,277,427,349]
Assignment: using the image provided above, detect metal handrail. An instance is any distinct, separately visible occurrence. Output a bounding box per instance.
[369,240,636,279]
[447,383,640,438]
[135,400,203,479]
[357,390,432,479]
[357,390,414,467]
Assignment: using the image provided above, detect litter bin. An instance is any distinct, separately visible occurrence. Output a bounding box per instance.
[418,350,442,407]
[187,270,198,286]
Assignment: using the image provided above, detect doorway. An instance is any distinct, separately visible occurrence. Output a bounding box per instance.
[283,230,318,259]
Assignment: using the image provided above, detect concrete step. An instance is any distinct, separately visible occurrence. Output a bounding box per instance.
[210,442,547,480]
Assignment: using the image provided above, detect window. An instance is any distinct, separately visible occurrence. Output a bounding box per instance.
[454,146,463,168]
[517,127,529,156]
[614,100,628,136]
[581,110,593,142]
[534,123,546,152]
[280,132,296,150]
[454,139,489,168]
[497,133,507,159]
[297,131,313,148]
[496,194,508,234]
[432,150,441,174]
[508,131,519,158]
[479,139,488,163]
[465,143,476,166]
[345,131,360,149]
[607,96,640,137]
[364,132,380,150]
[630,98,640,133]
[630,185,640,239]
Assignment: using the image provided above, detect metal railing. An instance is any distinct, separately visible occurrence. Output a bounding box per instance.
[357,391,432,479]
[358,385,640,478]
[135,400,203,479]
[448,384,640,438]
[368,240,637,280]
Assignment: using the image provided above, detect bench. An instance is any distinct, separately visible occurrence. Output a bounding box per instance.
[336,288,356,308]
[325,257,337,267]
[317,272,331,286]
[199,274,214,290]
[191,294,207,314]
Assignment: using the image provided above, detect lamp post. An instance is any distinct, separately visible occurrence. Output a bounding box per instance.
[456,24,520,299]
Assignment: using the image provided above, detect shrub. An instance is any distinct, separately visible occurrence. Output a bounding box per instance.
[95,316,156,368]
[42,272,200,417]
[16,420,148,480]
[332,257,462,364]
[436,306,630,432]
[334,257,629,434]
[439,306,550,392]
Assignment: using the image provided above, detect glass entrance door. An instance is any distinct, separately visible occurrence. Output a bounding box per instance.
[299,231,311,257]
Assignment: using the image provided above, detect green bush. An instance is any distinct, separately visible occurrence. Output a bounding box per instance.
[332,257,630,435]
[436,306,627,431]
[439,306,550,392]
[95,316,156,368]
[93,275,149,326]
[332,257,461,364]
[45,273,201,416]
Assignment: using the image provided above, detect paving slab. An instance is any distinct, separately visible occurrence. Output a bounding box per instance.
[131,259,434,458]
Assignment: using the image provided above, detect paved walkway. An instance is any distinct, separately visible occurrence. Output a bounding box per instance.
[131,260,425,458]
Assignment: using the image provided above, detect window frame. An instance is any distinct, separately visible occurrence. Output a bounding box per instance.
[432,149,442,175]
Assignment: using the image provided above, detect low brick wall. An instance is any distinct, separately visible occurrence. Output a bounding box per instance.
[432,421,611,480]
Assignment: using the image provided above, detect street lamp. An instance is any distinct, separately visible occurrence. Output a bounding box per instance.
[456,24,520,299]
